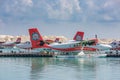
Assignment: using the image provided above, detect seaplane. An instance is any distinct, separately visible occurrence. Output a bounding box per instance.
[28,28,112,58]
[0,37,21,48]
[16,38,60,49]
[110,40,120,50]
[104,40,120,54]
[16,41,32,49]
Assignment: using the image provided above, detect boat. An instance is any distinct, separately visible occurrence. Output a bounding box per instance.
[54,50,107,58]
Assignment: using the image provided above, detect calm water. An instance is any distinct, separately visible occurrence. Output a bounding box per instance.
[0,57,120,80]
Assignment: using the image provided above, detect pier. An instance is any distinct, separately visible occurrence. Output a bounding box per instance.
[0,52,120,58]
[0,53,53,57]
[107,54,120,57]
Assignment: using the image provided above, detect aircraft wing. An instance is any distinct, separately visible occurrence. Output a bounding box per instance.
[78,40,96,46]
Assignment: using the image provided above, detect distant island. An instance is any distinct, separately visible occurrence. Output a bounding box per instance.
[0,35,119,44]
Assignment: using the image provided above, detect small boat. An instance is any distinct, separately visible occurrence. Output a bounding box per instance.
[54,51,107,58]
[79,50,107,58]
[84,53,107,58]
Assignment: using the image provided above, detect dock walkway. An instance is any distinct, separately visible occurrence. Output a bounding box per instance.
[0,52,120,58]
[107,54,120,57]
[0,53,53,57]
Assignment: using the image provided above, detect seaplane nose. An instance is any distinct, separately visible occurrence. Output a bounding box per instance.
[16,44,21,47]
[98,44,112,49]
[104,44,112,49]
[107,45,112,48]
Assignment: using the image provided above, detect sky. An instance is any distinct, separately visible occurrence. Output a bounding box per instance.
[0,0,120,39]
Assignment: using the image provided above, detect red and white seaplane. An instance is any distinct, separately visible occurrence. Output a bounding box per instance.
[27,28,111,58]
[0,37,21,48]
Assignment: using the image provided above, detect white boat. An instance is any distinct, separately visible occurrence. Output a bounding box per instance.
[83,53,107,58]
[54,51,107,58]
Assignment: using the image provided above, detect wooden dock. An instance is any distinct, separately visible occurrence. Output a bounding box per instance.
[0,53,53,57]
[107,54,120,57]
[0,52,120,58]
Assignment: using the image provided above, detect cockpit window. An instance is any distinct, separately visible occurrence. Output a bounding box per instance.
[113,43,116,45]
[119,44,120,46]
[25,41,30,44]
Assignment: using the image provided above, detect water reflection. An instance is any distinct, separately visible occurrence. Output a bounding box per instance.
[29,58,104,80]
[0,57,120,80]
[0,58,31,80]
[30,58,54,80]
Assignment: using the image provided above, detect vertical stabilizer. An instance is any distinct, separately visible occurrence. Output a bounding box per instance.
[15,37,21,44]
[29,28,46,48]
[54,38,60,42]
[73,31,84,41]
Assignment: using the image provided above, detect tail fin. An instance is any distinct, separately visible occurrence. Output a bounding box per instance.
[29,28,47,48]
[73,31,84,41]
[54,38,60,42]
[15,37,21,44]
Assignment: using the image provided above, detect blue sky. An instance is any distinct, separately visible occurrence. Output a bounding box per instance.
[0,0,120,39]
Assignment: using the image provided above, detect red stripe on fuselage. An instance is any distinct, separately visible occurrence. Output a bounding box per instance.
[39,45,97,52]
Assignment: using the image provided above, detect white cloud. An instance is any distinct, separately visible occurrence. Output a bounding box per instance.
[21,0,33,7]
[86,0,95,8]
[103,15,113,21]
[60,0,81,13]
[82,0,120,22]
[4,0,33,13]
[102,0,120,21]
[104,1,112,8]
[45,0,81,20]
[104,0,120,8]
[1,0,120,22]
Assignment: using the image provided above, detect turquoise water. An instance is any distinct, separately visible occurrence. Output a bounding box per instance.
[0,57,120,80]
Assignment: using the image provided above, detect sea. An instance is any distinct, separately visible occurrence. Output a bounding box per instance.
[0,57,120,80]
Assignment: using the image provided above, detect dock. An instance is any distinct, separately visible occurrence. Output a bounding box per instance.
[107,54,120,57]
[0,53,53,57]
[0,52,120,58]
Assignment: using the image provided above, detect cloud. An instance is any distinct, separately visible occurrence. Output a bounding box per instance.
[86,0,96,9]
[101,0,120,21]
[1,0,120,23]
[80,0,120,22]
[21,0,33,7]
[0,0,120,39]
[4,0,33,14]
[104,0,120,8]
[103,15,113,21]
[43,0,81,20]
